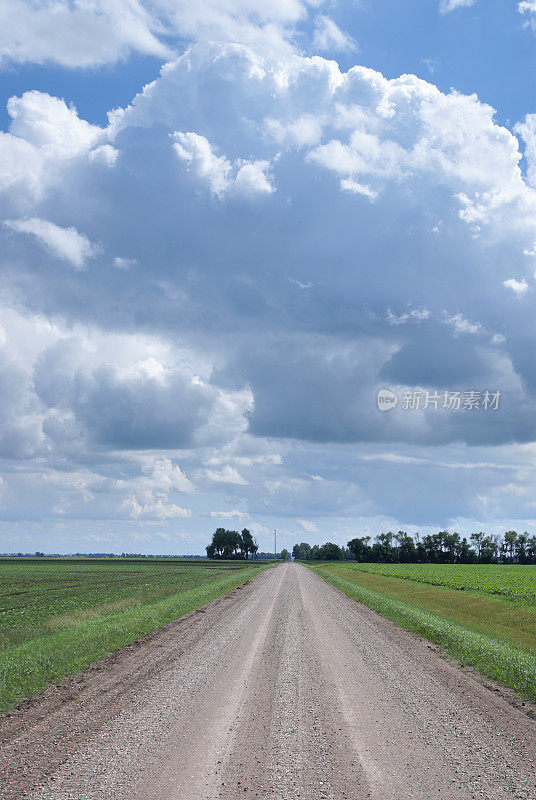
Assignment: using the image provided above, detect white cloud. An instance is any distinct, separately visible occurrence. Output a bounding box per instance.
[173,131,231,197]
[519,0,536,29]
[443,313,483,336]
[515,114,536,187]
[297,518,318,532]
[439,0,477,13]
[340,178,378,201]
[7,91,97,151]
[122,497,192,520]
[4,217,98,269]
[265,114,324,148]
[387,308,432,325]
[503,278,529,295]
[312,15,356,53]
[141,458,195,493]
[288,277,313,289]
[172,131,274,198]
[209,509,248,518]
[113,256,137,269]
[0,0,171,68]
[0,91,115,203]
[0,0,343,69]
[204,465,249,484]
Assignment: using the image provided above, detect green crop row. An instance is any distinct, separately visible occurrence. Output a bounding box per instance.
[343,562,536,605]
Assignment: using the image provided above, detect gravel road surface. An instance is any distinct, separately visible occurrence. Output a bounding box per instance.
[1,562,535,799]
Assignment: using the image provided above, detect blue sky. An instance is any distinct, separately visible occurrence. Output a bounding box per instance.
[1,0,536,555]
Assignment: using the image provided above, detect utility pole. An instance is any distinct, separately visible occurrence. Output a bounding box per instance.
[274,529,277,559]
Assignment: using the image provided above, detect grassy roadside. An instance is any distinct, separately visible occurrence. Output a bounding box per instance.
[0,561,273,712]
[306,562,536,702]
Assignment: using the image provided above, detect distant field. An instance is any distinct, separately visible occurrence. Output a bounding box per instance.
[0,558,273,711]
[307,561,536,701]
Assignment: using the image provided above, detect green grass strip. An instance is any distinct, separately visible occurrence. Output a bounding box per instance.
[309,565,536,702]
[0,564,270,712]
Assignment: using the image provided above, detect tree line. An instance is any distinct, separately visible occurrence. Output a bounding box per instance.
[292,530,536,563]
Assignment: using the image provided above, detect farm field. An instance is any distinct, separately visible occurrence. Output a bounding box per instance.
[344,562,536,603]
[0,558,272,711]
[307,561,536,701]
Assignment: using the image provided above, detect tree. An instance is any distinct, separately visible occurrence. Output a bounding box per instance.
[315,542,343,560]
[470,532,485,561]
[206,542,216,558]
[457,537,476,564]
[280,549,290,560]
[251,537,259,559]
[372,532,394,562]
[526,535,536,564]
[241,528,255,559]
[480,535,499,563]
[396,532,417,563]
[292,542,311,560]
[206,528,245,559]
[347,537,372,562]
[503,531,518,563]
[515,532,528,564]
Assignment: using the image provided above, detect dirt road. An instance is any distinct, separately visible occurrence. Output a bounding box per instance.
[1,562,535,800]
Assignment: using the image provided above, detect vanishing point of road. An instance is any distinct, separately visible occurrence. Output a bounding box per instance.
[1,562,535,799]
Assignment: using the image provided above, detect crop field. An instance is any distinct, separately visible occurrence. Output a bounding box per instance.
[343,562,536,603]
[0,558,272,711]
[307,561,536,701]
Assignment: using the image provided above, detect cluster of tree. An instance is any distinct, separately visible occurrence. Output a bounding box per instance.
[206,528,259,559]
[292,530,536,564]
[292,542,345,560]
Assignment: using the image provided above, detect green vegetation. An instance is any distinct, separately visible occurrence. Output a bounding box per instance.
[0,558,272,712]
[292,542,343,560]
[307,561,536,701]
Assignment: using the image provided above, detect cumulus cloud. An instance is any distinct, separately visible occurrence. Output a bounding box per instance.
[4,218,98,269]
[32,338,235,450]
[122,497,192,520]
[172,131,274,198]
[515,114,536,187]
[0,91,116,204]
[265,113,324,148]
[2,42,536,547]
